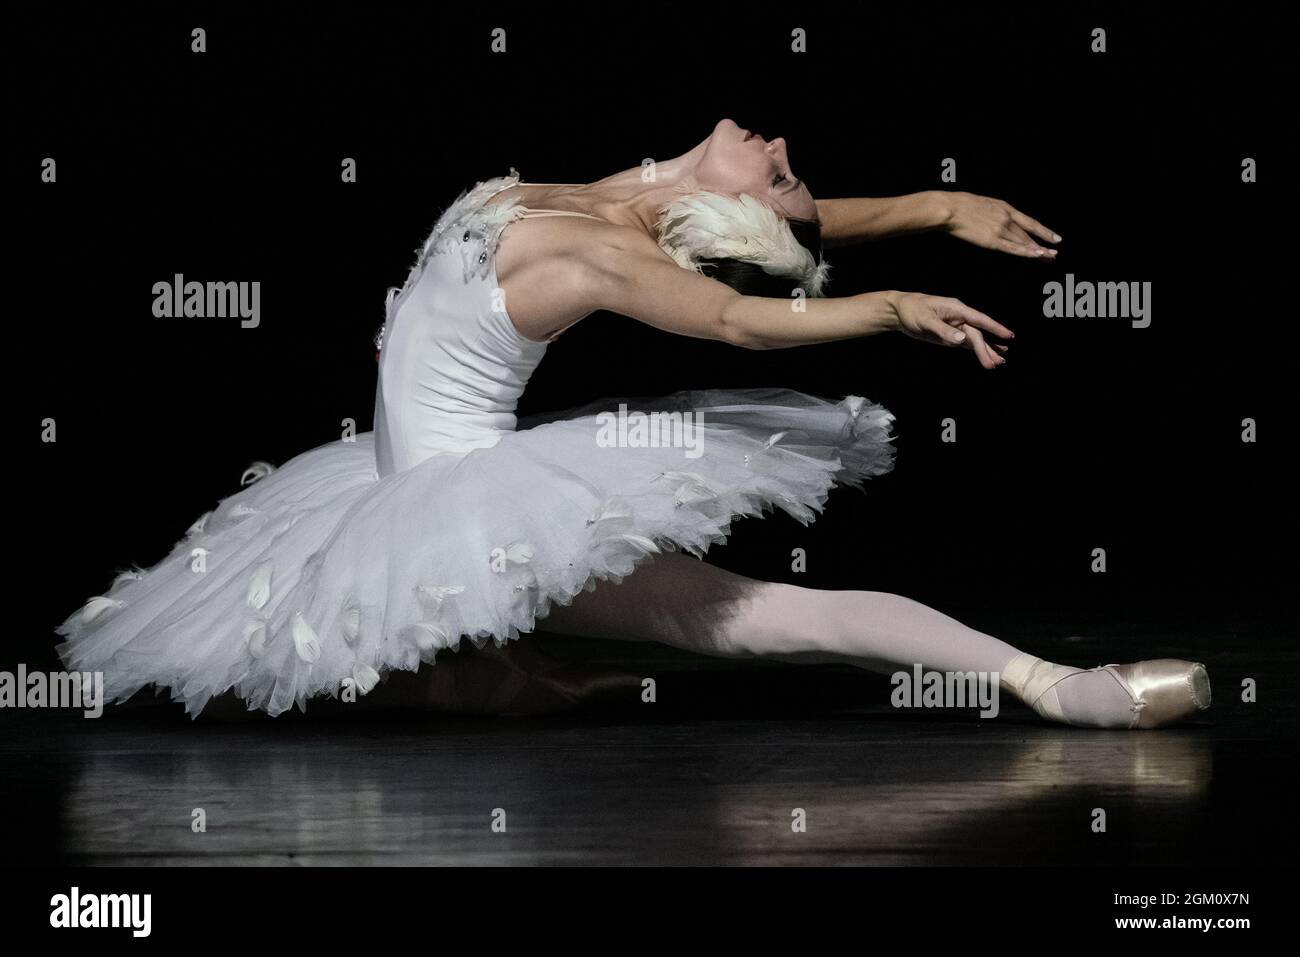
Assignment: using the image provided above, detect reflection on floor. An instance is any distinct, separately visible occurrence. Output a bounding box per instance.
[3,619,1295,866]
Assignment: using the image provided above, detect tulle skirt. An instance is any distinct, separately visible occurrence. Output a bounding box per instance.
[56,388,896,716]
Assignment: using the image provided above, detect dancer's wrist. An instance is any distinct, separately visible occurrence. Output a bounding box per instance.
[923,190,957,230]
[877,290,905,333]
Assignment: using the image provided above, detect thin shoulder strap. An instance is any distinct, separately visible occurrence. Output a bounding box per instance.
[514,205,604,222]
[512,180,604,221]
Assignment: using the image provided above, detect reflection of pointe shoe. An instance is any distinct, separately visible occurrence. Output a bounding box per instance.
[1000,653,1211,729]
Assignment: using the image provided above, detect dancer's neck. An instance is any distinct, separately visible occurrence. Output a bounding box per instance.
[528,138,708,237]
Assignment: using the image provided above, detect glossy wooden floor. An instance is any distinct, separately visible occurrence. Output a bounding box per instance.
[4,615,1295,866]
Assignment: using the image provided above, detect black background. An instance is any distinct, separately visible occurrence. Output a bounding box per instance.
[14,2,1294,656]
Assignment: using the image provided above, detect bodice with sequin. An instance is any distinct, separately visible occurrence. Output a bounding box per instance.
[373,170,548,477]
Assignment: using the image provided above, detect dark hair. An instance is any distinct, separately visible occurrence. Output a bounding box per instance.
[697,217,824,298]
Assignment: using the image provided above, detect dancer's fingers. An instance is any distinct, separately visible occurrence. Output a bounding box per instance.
[1011,209,1062,244]
[931,318,967,346]
[1007,222,1055,259]
[995,236,1052,260]
[961,324,1002,369]
[944,301,1014,340]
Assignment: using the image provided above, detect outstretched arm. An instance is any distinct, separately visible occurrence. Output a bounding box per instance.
[572,229,1012,368]
[815,193,950,247]
[816,192,1061,260]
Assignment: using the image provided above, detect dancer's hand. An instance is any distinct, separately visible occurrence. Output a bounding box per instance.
[892,292,1013,369]
[940,192,1061,260]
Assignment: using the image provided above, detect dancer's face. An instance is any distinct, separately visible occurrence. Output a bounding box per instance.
[694,118,818,222]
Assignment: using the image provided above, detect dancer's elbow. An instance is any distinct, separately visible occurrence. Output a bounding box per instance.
[718,298,776,350]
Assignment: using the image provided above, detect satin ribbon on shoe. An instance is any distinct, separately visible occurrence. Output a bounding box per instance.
[999,653,1096,726]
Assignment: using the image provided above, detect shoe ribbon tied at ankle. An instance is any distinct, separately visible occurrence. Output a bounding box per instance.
[999,653,1141,728]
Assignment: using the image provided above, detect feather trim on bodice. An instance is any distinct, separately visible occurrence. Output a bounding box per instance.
[375,169,525,357]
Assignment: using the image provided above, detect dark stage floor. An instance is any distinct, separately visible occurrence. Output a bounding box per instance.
[3,608,1296,867]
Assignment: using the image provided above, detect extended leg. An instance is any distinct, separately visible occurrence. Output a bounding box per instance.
[541,553,1208,728]
[541,552,1021,673]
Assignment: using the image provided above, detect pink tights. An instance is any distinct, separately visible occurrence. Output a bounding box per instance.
[542,553,1135,724]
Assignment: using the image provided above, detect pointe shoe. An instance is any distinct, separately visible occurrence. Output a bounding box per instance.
[1100,659,1212,729]
[1000,653,1211,729]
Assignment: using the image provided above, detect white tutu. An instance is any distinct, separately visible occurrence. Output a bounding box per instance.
[57,168,897,717]
[56,389,895,716]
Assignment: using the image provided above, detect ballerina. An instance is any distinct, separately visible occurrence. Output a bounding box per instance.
[57,118,1210,728]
